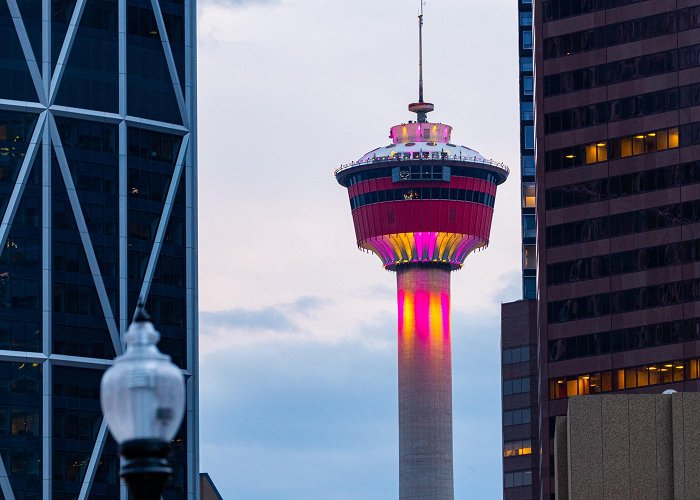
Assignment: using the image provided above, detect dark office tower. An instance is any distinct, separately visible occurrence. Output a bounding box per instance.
[534,0,700,498]
[500,1,540,498]
[0,0,198,498]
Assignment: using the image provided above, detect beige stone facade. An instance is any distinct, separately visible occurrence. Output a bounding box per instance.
[554,393,700,500]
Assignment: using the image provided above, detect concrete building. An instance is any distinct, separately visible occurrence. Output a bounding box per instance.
[501,300,540,499]
[335,9,509,498]
[554,392,700,500]
[533,1,700,498]
[0,0,198,497]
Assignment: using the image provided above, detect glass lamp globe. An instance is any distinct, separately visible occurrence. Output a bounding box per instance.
[100,306,185,444]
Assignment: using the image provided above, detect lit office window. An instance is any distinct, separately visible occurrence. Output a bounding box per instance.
[519,12,532,25]
[523,76,534,95]
[504,439,532,457]
[522,183,535,208]
[520,102,534,121]
[523,245,536,270]
[522,30,533,49]
[520,57,533,72]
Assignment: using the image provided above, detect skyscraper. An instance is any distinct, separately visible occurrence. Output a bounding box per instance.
[500,0,540,498]
[0,0,197,497]
[335,10,509,498]
[534,1,700,498]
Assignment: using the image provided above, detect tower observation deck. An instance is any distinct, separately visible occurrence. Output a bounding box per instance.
[334,6,509,499]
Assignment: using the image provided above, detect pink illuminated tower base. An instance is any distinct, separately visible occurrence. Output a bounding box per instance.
[398,265,453,498]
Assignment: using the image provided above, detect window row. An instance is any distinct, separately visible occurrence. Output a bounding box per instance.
[504,439,532,457]
[505,470,532,488]
[55,117,117,155]
[503,345,530,365]
[543,7,700,60]
[344,165,500,187]
[549,357,700,399]
[543,0,644,22]
[0,361,41,395]
[0,112,38,146]
[545,199,700,248]
[547,276,700,324]
[53,283,116,318]
[127,126,183,164]
[544,122,700,173]
[548,318,700,362]
[547,155,694,211]
[0,276,40,311]
[545,43,700,97]
[503,377,530,396]
[349,188,495,210]
[543,83,700,134]
[0,319,41,352]
[548,238,700,286]
[393,165,450,182]
[0,237,40,268]
[503,407,531,426]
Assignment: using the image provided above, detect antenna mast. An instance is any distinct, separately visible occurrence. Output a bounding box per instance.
[418,0,424,103]
[409,1,434,122]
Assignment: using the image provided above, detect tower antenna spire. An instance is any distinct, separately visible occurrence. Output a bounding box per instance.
[409,0,434,122]
[418,0,424,103]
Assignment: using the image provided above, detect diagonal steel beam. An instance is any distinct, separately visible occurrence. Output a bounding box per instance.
[48,0,88,105]
[49,114,123,356]
[137,134,189,304]
[150,0,188,126]
[0,446,15,500]
[6,0,46,105]
[0,99,45,113]
[0,111,47,252]
[78,418,108,500]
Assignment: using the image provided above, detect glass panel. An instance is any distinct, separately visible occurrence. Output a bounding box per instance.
[522,183,536,208]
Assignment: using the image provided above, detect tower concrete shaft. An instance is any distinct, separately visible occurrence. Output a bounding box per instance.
[397,265,454,499]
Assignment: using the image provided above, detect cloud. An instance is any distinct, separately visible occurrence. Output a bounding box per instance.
[201,307,296,332]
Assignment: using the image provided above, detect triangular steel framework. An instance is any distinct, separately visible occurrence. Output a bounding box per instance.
[0,0,199,497]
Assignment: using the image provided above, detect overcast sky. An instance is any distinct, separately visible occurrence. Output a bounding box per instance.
[196,0,522,497]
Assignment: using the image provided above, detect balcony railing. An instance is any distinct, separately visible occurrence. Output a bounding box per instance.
[335,152,510,177]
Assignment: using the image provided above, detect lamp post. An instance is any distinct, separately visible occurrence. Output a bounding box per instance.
[100,305,186,500]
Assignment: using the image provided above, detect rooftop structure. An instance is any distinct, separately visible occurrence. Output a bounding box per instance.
[335,6,508,497]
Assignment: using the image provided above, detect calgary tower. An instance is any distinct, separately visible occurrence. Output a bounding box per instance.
[334,5,509,499]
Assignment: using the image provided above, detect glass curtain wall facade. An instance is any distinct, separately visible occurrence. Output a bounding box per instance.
[534,1,700,498]
[501,1,540,498]
[0,0,198,498]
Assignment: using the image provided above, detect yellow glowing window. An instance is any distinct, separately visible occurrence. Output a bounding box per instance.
[585,143,608,164]
[503,439,532,457]
[619,137,633,158]
[522,183,535,208]
[669,127,679,148]
[566,379,578,397]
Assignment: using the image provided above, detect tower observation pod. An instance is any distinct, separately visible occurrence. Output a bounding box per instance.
[334,6,509,499]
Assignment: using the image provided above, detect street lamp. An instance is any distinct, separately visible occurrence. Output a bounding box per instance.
[100,305,185,500]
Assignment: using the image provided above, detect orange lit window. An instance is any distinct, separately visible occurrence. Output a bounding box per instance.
[522,183,535,208]
[669,127,679,148]
[504,439,532,457]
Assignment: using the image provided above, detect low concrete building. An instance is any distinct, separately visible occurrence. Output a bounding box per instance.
[554,393,700,500]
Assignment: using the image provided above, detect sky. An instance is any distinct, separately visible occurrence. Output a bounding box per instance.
[196,0,523,497]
